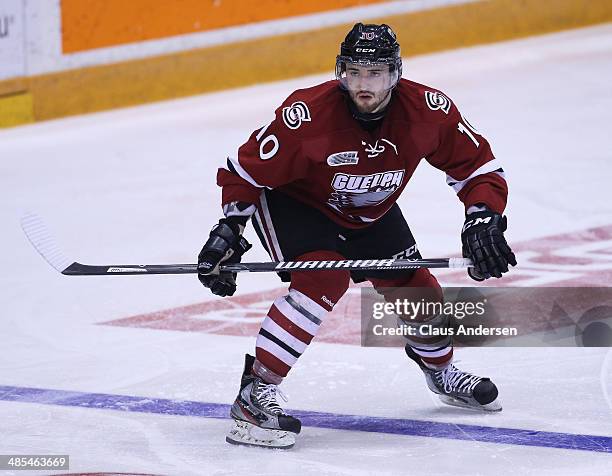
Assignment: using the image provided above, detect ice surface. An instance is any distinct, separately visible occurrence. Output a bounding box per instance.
[1,24,611,475]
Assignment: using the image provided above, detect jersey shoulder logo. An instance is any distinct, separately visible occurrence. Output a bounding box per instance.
[425,91,451,114]
[282,101,311,130]
[327,151,359,166]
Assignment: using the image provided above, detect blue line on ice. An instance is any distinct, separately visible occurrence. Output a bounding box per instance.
[1,385,610,453]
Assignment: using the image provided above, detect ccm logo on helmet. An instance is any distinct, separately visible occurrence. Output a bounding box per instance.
[282,101,311,130]
[356,48,376,53]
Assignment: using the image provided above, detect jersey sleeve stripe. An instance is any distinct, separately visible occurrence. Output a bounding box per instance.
[446,159,506,194]
[227,156,267,189]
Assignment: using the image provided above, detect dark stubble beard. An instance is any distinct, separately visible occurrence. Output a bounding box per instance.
[350,89,392,114]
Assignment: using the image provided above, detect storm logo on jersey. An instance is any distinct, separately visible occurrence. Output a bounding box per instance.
[282,101,311,130]
[327,169,405,209]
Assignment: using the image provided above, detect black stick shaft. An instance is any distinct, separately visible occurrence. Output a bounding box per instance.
[62,258,472,276]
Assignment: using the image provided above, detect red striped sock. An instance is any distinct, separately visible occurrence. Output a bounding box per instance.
[253,289,327,383]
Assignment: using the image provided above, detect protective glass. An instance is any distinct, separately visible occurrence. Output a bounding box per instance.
[336,62,399,93]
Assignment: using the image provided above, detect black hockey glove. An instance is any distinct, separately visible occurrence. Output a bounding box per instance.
[197,218,251,297]
[461,211,517,281]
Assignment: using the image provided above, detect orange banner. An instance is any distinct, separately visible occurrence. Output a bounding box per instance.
[61,0,387,53]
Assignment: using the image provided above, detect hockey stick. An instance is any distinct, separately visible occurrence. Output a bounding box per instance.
[21,212,473,276]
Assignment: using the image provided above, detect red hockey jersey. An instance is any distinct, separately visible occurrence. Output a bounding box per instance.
[217,79,507,229]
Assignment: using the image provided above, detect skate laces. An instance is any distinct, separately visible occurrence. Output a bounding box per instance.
[439,365,483,394]
[253,381,288,415]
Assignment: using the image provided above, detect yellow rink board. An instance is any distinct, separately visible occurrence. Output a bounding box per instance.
[0,92,34,128]
[2,0,612,125]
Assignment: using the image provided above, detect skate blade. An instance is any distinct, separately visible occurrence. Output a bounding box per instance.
[439,395,502,412]
[226,420,296,449]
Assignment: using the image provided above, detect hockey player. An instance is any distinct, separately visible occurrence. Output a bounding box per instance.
[197,23,516,449]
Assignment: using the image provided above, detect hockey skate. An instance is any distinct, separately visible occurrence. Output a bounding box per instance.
[226,354,301,449]
[405,345,502,412]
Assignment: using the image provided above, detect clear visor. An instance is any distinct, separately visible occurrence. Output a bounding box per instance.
[336,61,399,93]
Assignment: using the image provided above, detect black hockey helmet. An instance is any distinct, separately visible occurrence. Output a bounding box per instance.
[335,23,402,82]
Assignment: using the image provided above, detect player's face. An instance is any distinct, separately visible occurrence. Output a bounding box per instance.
[343,63,396,113]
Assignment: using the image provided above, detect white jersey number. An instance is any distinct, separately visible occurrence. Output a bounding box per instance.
[457,114,481,148]
[256,121,279,161]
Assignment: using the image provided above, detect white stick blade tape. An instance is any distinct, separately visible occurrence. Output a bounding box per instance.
[20,212,72,273]
[448,257,473,268]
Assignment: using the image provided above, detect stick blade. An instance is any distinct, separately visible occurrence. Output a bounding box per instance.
[20,212,73,273]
